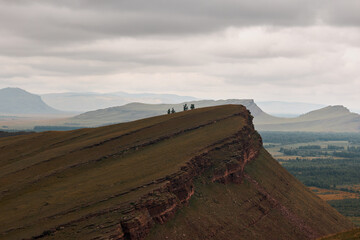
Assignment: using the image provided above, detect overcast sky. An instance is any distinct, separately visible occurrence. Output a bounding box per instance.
[0,0,359,110]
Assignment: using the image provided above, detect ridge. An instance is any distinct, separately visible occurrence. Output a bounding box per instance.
[0,105,353,240]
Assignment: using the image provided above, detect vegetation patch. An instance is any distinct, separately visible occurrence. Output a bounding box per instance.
[262,131,360,226]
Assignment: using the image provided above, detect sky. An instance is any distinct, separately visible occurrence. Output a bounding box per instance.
[0,0,360,110]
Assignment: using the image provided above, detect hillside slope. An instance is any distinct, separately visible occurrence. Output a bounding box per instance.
[147,148,354,240]
[0,105,353,240]
[0,88,60,115]
[62,99,275,127]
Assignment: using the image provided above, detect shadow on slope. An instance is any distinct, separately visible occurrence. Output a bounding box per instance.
[147,149,353,240]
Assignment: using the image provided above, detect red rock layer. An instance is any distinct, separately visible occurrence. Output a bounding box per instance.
[118,124,262,240]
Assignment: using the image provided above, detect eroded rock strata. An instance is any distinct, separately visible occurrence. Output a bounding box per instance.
[116,124,262,240]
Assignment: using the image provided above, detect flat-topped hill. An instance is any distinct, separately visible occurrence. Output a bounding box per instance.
[0,105,353,239]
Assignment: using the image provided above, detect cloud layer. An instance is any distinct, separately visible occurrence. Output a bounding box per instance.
[0,0,359,110]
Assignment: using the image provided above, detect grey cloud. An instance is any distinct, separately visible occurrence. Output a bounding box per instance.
[0,0,360,110]
[1,0,359,54]
[0,0,331,46]
[317,1,360,26]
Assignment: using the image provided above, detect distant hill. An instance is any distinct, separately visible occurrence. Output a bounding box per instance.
[257,101,326,117]
[255,105,360,132]
[41,92,197,112]
[0,105,353,239]
[4,88,358,133]
[0,88,60,115]
[63,99,276,127]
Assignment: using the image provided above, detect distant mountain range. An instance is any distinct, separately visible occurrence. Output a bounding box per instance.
[1,87,359,132]
[42,92,333,116]
[62,101,360,132]
[0,88,60,115]
[41,92,198,112]
[64,99,274,127]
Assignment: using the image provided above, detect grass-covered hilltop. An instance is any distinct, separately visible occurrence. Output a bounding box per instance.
[0,105,354,240]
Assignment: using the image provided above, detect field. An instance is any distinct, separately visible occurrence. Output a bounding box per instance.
[261,131,360,225]
[309,187,359,201]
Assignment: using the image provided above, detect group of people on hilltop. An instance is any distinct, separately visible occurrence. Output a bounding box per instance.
[167,103,195,114]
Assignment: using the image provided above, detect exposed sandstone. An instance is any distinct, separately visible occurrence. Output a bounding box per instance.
[120,209,154,240]
[117,120,262,240]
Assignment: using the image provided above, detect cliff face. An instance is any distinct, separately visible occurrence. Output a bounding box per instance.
[0,105,353,240]
[146,147,354,240]
[117,124,262,240]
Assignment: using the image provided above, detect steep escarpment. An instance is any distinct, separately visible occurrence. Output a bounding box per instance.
[0,105,353,240]
[147,148,354,240]
[0,105,259,240]
[116,125,262,240]
[40,121,262,240]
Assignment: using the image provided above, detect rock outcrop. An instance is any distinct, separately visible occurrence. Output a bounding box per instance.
[115,121,262,240]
